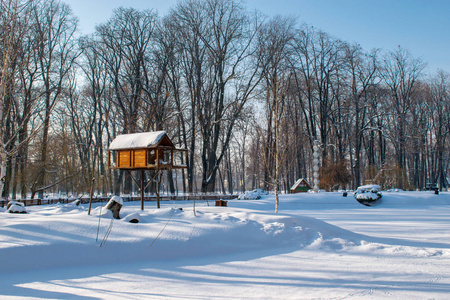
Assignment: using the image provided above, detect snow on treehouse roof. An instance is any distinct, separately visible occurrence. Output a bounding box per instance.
[290,178,311,190]
[109,131,168,150]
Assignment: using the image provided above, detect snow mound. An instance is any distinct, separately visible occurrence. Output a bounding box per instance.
[356,192,380,201]
[123,212,141,223]
[6,201,27,214]
[386,188,404,192]
[46,201,86,214]
[238,189,267,200]
[100,208,113,218]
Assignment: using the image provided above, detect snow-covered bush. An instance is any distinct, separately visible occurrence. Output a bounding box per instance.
[386,188,403,192]
[6,201,27,214]
[238,191,257,200]
[238,191,260,200]
[354,185,382,201]
[253,188,268,195]
[355,192,380,201]
[307,189,327,193]
[238,189,268,200]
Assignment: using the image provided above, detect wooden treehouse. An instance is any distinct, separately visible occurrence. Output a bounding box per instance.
[108,131,188,209]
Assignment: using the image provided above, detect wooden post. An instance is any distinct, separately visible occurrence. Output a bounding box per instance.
[140,169,145,210]
[88,177,95,215]
[156,172,161,209]
[156,147,160,169]
[155,170,162,208]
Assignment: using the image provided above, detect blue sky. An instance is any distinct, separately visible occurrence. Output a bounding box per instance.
[66,0,450,75]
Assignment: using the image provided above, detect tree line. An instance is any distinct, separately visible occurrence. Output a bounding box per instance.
[1,0,449,200]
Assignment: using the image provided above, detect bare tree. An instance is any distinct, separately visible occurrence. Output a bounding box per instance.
[3,1,450,198]
[0,0,42,198]
[257,15,295,211]
[289,26,344,162]
[197,0,263,193]
[427,71,450,190]
[167,0,210,193]
[78,35,109,195]
[31,0,79,199]
[95,8,158,194]
[343,44,379,187]
[380,47,424,172]
[0,0,25,197]
[169,0,264,193]
[97,7,157,134]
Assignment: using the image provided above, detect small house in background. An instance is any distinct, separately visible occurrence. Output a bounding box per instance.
[108,131,187,170]
[290,178,311,193]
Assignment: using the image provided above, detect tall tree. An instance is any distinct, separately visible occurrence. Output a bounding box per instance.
[78,35,109,194]
[427,71,450,190]
[257,15,295,212]
[290,26,343,158]
[380,47,424,176]
[196,0,263,193]
[97,7,157,134]
[0,0,41,198]
[343,44,378,187]
[32,0,78,199]
[167,0,210,193]
[96,8,157,194]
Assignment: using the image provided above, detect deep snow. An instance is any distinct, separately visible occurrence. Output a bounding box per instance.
[1,191,450,299]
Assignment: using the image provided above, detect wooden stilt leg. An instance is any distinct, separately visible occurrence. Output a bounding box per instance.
[156,172,161,209]
[141,170,145,210]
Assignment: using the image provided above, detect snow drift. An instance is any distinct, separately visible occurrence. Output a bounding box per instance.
[1,191,450,299]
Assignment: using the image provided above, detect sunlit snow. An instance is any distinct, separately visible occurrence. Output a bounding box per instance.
[1,191,450,299]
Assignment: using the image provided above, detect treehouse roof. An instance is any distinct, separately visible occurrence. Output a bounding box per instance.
[290,178,311,190]
[109,131,173,150]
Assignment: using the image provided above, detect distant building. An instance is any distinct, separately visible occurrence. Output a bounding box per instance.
[290,178,312,193]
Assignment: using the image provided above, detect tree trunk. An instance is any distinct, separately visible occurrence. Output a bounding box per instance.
[0,152,7,199]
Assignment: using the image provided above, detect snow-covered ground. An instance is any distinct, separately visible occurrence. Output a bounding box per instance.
[1,191,450,299]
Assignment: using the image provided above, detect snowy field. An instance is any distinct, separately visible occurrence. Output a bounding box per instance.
[1,191,450,299]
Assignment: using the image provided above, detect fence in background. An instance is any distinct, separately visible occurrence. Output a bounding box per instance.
[0,194,238,208]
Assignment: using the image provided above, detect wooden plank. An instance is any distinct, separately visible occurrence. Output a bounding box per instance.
[134,149,146,167]
[118,150,131,168]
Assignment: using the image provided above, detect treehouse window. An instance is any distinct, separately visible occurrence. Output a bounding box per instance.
[159,149,172,165]
[148,150,156,166]
[173,149,188,168]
